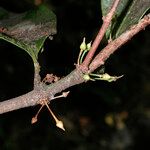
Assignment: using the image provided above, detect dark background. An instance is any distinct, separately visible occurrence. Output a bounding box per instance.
[0,0,150,150]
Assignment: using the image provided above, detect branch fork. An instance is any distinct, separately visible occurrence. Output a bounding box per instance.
[79,0,121,72]
[1,0,150,126]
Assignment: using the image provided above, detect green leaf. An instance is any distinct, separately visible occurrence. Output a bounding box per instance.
[101,0,150,39]
[0,4,57,62]
[101,0,129,39]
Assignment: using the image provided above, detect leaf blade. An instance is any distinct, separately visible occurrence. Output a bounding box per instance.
[0,4,57,62]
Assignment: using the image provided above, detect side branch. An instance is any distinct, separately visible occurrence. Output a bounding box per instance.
[89,14,150,72]
[81,0,120,68]
[0,15,150,114]
[0,69,84,114]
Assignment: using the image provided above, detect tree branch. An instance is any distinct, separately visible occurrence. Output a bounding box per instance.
[81,0,120,69]
[0,14,150,114]
[34,62,41,89]
[89,14,150,72]
[0,69,84,114]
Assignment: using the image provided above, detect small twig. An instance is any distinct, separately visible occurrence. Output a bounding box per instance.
[44,100,65,131]
[31,91,69,129]
[80,50,88,64]
[81,0,120,70]
[77,37,86,65]
[31,103,44,124]
[77,50,83,65]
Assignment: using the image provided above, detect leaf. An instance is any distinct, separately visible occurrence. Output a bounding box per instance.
[0,4,57,62]
[101,0,150,39]
[101,0,129,39]
[116,0,150,37]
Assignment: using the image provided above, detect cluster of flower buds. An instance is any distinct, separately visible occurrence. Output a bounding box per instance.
[77,37,92,65]
[83,73,123,82]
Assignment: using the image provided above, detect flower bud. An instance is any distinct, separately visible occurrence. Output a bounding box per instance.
[80,37,86,51]
[83,74,91,81]
[87,41,92,51]
[101,73,111,80]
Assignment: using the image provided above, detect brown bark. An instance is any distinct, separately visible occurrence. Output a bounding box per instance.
[0,12,150,114]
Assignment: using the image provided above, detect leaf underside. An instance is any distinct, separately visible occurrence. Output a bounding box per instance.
[0,5,57,62]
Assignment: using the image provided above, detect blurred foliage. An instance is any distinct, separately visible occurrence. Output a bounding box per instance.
[0,0,150,150]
